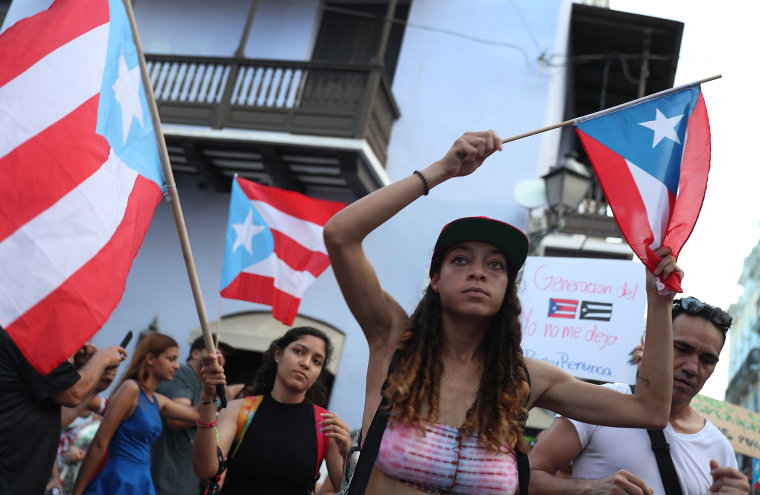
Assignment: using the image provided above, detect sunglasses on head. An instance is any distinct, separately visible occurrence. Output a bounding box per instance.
[673,297,732,334]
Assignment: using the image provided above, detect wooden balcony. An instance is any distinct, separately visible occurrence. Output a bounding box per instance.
[145,54,400,197]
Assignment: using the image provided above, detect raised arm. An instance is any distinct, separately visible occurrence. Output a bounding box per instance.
[528,250,679,428]
[324,131,503,417]
[324,131,503,345]
[71,379,139,495]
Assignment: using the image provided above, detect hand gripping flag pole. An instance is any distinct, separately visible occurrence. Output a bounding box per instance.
[121,0,227,407]
[497,74,721,293]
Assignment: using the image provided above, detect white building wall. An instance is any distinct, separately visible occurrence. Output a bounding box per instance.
[134,0,322,59]
[3,0,321,59]
[3,0,566,430]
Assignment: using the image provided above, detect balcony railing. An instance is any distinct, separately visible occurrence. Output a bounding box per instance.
[145,54,400,164]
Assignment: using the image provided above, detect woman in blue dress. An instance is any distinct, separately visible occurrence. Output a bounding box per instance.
[72,333,199,495]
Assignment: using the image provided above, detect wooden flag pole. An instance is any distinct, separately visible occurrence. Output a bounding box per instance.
[215,298,223,350]
[121,0,226,407]
[500,74,722,144]
[501,119,573,144]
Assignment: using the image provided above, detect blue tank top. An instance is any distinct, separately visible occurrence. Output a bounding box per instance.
[108,381,162,464]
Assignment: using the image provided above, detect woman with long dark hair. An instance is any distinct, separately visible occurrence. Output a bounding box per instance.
[194,326,351,494]
[321,131,681,494]
[72,333,200,495]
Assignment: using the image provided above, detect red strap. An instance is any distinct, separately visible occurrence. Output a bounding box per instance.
[312,404,329,478]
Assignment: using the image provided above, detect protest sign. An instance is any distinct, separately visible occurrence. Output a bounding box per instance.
[519,256,645,383]
[692,394,760,458]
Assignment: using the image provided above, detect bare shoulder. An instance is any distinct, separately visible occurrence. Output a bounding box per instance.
[103,379,140,420]
[113,378,140,399]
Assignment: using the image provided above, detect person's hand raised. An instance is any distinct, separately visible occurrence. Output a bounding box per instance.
[437,130,503,180]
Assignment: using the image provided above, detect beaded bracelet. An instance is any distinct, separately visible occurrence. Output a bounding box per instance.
[200,397,217,406]
[196,419,217,429]
[413,170,430,196]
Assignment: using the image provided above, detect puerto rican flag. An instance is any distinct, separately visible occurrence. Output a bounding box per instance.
[0,0,164,374]
[548,298,578,319]
[220,177,344,325]
[575,84,710,292]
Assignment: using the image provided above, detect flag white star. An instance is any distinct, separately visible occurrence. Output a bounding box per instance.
[638,108,684,148]
[231,209,265,255]
[112,50,144,144]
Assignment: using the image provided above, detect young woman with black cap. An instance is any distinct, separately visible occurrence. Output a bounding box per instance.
[322,130,681,495]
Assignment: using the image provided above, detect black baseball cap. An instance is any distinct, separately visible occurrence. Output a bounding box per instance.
[430,217,529,275]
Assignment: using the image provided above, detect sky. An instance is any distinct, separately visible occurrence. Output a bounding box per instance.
[608,0,760,399]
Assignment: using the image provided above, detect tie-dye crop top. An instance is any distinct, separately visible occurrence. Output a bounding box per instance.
[375,421,518,494]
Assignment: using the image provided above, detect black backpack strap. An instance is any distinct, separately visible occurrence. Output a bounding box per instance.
[517,361,531,494]
[646,428,683,495]
[345,396,389,495]
[516,450,530,495]
[629,385,681,495]
[346,358,396,495]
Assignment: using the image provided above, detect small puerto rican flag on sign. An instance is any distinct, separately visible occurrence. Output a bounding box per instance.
[547,298,578,319]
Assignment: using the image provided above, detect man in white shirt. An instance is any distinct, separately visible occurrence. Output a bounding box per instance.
[529,297,750,494]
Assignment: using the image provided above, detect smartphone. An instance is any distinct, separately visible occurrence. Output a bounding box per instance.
[119,330,133,349]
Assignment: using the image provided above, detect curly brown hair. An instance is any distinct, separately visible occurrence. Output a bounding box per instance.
[383,249,530,454]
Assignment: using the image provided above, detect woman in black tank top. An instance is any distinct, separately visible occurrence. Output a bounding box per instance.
[194,327,352,494]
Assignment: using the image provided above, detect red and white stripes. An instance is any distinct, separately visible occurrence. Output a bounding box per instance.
[0,0,162,374]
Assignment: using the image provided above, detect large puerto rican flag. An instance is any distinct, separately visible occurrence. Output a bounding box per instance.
[0,0,164,373]
[220,177,344,325]
[574,83,710,292]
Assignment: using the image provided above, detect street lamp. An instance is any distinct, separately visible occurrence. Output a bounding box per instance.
[518,152,624,255]
[542,153,593,216]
